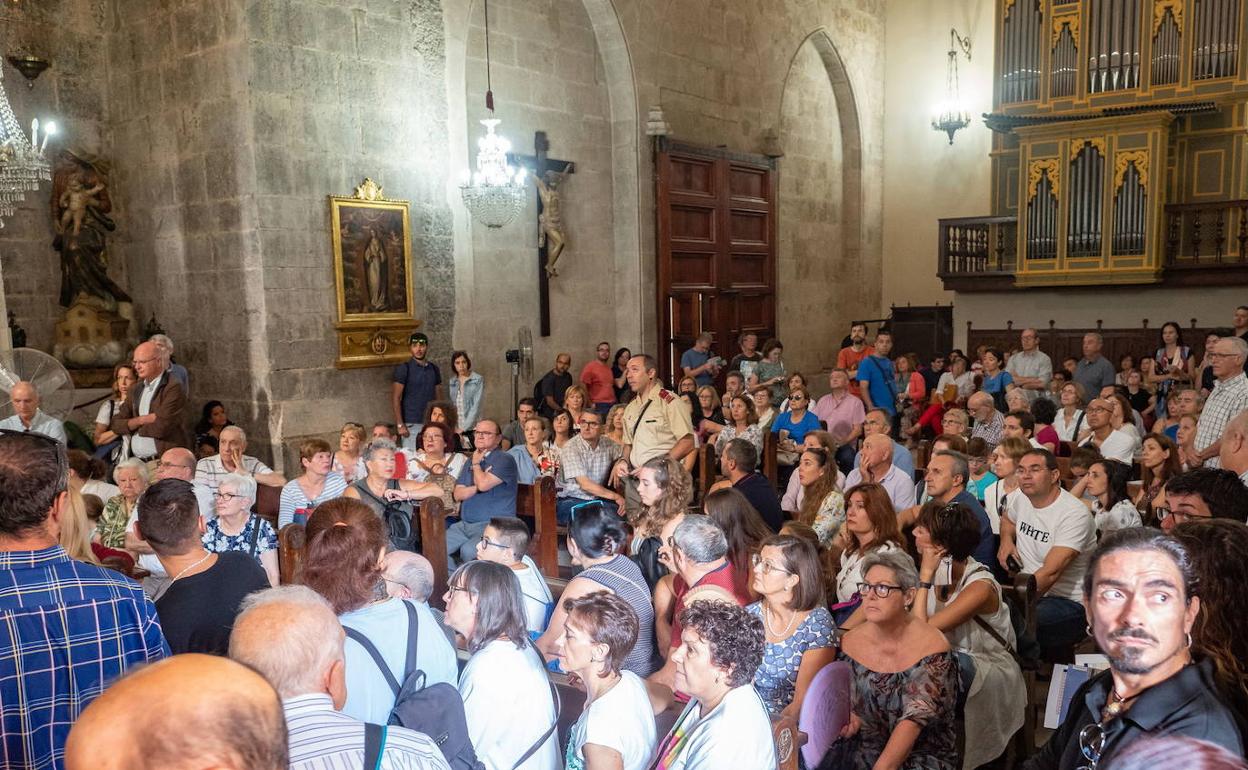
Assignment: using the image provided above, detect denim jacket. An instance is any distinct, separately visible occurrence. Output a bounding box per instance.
[449,372,484,430]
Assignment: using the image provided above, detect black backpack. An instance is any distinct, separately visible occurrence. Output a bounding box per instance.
[353,479,420,552]
[344,602,483,770]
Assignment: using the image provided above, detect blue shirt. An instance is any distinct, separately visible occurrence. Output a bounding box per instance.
[339,598,458,724]
[980,371,1014,394]
[952,489,997,574]
[858,355,899,416]
[0,546,168,770]
[680,348,714,387]
[392,358,442,424]
[770,409,822,443]
[456,449,520,523]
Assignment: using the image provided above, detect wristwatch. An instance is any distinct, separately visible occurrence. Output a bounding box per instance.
[918,581,934,590]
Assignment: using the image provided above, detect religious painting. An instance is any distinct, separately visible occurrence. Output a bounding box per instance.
[329,179,421,369]
[330,180,413,321]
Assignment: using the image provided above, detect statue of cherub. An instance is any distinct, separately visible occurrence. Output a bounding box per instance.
[57,175,107,241]
[532,165,573,277]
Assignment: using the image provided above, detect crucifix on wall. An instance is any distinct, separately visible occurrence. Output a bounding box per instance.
[514,131,574,337]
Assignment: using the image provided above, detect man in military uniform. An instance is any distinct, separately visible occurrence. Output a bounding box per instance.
[617,354,695,514]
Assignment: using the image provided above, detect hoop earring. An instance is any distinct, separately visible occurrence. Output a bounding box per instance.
[1185,632,1193,649]
[1085,624,1093,636]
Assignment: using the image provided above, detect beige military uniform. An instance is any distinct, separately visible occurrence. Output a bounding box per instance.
[622,383,694,467]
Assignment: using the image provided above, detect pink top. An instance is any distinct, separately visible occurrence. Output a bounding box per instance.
[812,391,866,444]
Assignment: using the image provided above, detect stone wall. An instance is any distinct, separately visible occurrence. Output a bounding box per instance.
[0,0,113,351]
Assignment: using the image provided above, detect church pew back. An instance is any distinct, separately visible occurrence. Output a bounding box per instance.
[277,523,306,585]
[417,497,450,609]
[517,477,559,577]
[763,431,778,486]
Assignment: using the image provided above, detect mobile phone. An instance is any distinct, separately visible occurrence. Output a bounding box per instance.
[1007,555,1023,573]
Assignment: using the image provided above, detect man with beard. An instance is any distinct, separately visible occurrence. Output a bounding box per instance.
[836,322,873,398]
[1024,528,1243,769]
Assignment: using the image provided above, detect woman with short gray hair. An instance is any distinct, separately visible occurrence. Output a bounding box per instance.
[343,439,443,545]
[96,457,150,548]
[203,472,278,586]
[837,547,959,770]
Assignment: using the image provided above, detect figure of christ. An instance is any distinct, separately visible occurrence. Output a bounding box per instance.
[532,168,572,277]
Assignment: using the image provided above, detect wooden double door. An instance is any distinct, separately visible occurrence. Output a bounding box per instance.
[656,140,778,385]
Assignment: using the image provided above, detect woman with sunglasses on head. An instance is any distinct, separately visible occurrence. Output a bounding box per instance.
[838,549,958,770]
[537,504,657,677]
[745,534,837,719]
[912,501,1024,770]
[834,483,904,629]
[1074,458,1141,538]
[444,560,560,770]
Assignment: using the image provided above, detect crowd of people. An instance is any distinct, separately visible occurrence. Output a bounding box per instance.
[3,313,1248,770]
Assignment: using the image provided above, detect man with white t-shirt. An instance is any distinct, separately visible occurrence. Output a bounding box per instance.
[1076,399,1135,463]
[998,448,1096,657]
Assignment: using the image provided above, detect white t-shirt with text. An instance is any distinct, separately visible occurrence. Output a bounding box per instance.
[1006,488,1096,603]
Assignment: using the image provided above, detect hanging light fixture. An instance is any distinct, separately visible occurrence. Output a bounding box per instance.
[931,28,973,145]
[0,61,54,228]
[459,0,526,229]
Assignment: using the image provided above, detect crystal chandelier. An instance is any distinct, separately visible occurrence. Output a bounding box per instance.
[458,0,526,229]
[931,28,973,145]
[0,62,54,228]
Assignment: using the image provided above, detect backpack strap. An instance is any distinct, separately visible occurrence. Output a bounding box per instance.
[344,627,403,696]
[401,600,421,683]
[363,723,387,770]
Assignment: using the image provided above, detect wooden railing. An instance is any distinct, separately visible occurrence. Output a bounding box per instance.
[1165,199,1248,267]
[937,216,1018,277]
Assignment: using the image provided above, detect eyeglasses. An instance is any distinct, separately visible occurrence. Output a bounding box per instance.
[473,430,498,437]
[479,536,509,550]
[750,554,792,575]
[578,419,601,427]
[857,582,906,598]
[445,584,473,597]
[1077,721,1105,769]
[214,491,243,501]
[132,356,159,365]
[1159,508,1210,524]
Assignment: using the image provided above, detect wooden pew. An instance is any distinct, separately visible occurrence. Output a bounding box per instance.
[696,442,717,501]
[517,477,559,578]
[278,523,306,585]
[252,483,282,529]
[762,431,778,486]
[417,497,450,609]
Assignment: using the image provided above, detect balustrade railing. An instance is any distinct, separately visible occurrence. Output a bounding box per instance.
[1165,200,1248,266]
[937,216,1018,276]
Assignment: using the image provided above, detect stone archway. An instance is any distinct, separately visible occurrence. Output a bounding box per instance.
[775,28,866,373]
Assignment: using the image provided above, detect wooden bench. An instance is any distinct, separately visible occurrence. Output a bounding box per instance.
[763,431,778,487]
[251,483,282,529]
[697,442,717,501]
[278,523,306,584]
[517,477,559,577]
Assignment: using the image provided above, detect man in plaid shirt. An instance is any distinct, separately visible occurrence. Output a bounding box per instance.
[0,430,168,770]
[1195,336,1248,468]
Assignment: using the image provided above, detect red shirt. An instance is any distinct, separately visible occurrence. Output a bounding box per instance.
[580,360,616,404]
[669,561,750,650]
[836,346,875,397]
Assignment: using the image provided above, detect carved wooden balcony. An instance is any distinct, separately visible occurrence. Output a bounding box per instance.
[936,216,1018,292]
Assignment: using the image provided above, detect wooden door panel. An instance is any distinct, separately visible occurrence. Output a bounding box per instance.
[658,140,777,384]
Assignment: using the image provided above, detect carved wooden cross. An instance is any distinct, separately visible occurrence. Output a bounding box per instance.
[513,131,574,337]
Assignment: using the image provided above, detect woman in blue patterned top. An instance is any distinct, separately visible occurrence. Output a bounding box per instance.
[203,472,278,585]
[745,534,837,717]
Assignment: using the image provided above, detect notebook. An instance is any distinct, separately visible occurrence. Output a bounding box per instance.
[1044,664,1095,729]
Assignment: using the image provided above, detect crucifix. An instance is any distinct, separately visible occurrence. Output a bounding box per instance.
[514,131,574,337]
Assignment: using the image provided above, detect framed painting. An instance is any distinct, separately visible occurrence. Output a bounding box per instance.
[330,178,421,368]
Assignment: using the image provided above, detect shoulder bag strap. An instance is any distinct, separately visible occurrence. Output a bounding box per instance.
[963,565,1022,664]
[401,600,422,685]
[630,398,654,440]
[511,641,561,770]
[344,627,403,696]
[363,723,387,770]
[247,516,262,558]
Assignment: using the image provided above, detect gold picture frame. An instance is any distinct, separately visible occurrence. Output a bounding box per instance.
[329,178,421,369]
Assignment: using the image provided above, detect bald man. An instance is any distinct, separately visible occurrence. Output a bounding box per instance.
[1076,398,1135,464]
[844,433,916,510]
[381,550,460,677]
[0,380,67,443]
[64,654,287,770]
[968,391,1005,450]
[1217,411,1248,486]
[111,340,191,459]
[229,586,450,769]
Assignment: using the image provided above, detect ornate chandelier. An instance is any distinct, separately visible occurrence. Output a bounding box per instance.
[460,117,526,229]
[458,0,526,229]
[0,62,54,228]
[931,28,973,145]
